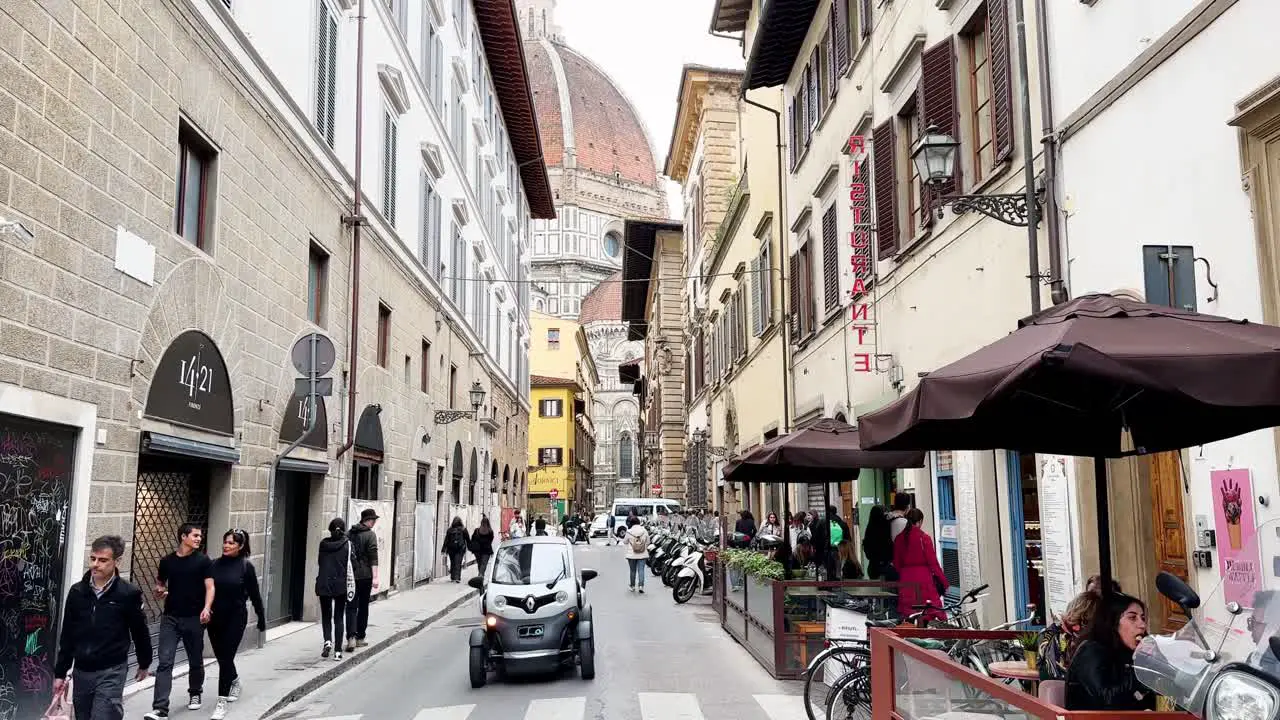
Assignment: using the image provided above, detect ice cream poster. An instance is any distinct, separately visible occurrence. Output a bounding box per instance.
[1211,469,1262,606]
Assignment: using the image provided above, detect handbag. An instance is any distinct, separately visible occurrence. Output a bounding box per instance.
[42,681,71,720]
[345,540,356,602]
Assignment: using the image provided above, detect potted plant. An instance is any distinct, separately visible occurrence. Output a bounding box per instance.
[1017,632,1040,671]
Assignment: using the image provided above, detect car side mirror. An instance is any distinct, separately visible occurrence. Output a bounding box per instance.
[468,576,484,590]
[580,569,598,585]
[1156,571,1200,610]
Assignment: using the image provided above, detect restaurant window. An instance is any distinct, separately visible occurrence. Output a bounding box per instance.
[175,120,217,250]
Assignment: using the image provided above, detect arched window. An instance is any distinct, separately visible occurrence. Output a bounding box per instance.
[618,431,634,480]
[603,231,621,258]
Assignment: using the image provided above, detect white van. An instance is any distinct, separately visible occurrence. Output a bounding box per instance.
[611,498,683,536]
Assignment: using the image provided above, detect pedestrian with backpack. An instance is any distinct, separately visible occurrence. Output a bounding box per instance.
[622,516,650,594]
[443,517,469,583]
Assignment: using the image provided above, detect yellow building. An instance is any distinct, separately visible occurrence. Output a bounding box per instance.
[528,312,598,519]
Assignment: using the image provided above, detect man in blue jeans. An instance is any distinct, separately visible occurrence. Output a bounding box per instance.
[145,523,214,719]
[621,516,650,593]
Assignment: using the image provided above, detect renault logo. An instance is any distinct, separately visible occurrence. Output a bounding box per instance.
[524,595,536,613]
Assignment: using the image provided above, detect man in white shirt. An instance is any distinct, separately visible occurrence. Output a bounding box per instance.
[508,509,525,539]
[888,493,913,541]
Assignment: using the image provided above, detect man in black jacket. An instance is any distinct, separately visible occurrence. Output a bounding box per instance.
[345,508,379,652]
[54,535,152,720]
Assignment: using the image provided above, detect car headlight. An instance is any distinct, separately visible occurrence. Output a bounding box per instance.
[556,591,569,603]
[1206,671,1280,720]
[493,595,507,609]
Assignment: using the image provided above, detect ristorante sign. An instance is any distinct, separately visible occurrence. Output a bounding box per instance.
[848,134,873,373]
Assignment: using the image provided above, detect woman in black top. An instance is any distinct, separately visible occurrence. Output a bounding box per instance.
[861,505,894,580]
[207,529,266,719]
[1065,592,1155,712]
[315,518,351,660]
[470,517,495,579]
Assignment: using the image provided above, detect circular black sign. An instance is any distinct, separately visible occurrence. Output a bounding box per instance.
[144,330,235,436]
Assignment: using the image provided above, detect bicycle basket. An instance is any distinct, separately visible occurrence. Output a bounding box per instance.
[932,607,980,630]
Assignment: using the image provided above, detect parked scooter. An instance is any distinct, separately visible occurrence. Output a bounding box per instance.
[672,540,716,604]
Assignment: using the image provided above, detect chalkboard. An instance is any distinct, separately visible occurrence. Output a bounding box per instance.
[0,413,75,720]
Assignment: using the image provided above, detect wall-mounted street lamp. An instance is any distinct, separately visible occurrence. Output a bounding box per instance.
[910,125,1042,228]
[691,429,730,460]
[434,381,487,425]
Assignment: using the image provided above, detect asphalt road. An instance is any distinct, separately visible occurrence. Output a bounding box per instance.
[271,541,805,720]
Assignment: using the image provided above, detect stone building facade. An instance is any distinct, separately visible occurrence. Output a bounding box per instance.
[578,276,642,509]
[0,0,548,704]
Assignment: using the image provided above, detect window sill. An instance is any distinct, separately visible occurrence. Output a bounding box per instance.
[821,304,844,328]
[815,102,838,135]
[791,144,812,175]
[893,226,934,262]
[967,159,1013,196]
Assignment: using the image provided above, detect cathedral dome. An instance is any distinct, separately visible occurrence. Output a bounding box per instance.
[578,272,623,324]
[519,2,660,189]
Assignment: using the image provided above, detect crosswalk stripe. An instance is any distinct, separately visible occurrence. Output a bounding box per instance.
[523,697,586,720]
[304,716,363,720]
[413,705,476,720]
[754,694,808,720]
[638,692,704,720]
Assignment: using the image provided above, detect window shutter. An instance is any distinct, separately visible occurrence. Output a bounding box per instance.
[872,120,898,258]
[788,252,801,339]
[833,0,851,75]
[315,1,337,146]
[920,38,957,201]
[824,21,838,100]
[738,290,748,357]
[750,257,762,335]
[821,205,840,312]
[807,52,821,131]
[431,194,442,277]
[419,173,430,267]
[787,98,798,169]
[859,0,872,39]
[989,0,1014,162]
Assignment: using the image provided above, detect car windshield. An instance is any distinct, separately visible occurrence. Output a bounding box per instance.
[492,543,569,586]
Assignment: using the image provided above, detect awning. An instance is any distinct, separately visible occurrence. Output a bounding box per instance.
[742,0,819,91]
[621,219,682,341]
[618,359,641,384]
[278,457,330,475]
[141,431,240,464]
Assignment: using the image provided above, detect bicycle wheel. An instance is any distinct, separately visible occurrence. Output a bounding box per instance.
[823,665,872,720]
[803,645,868,720]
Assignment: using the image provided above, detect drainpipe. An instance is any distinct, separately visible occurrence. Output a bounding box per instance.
[1013,0,1042,314]
[1035,0,1068,305]
[336,0,368,459]
[738,87,791,435]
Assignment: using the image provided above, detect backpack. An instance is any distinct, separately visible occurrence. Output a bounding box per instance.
[445,527,467,553]
[627,530,647,554]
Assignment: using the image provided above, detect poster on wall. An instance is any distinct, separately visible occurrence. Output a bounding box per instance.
[953,452,982,589]
[1039,455,1079,620]
[1211,469,1262,606]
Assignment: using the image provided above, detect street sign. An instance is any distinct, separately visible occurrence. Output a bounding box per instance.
[549,489,559,500]
[290,333,337,376]
[294,377,334,396]
[651,484,662,496]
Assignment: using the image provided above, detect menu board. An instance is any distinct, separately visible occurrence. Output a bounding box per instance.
[954,451,982,589]
[1039,455,1078,619]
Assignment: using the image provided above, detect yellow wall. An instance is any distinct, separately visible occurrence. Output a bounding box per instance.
[528,385,575,497]
[530,311,583,380]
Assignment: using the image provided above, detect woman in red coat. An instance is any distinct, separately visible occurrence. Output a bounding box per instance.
[893,508,949,622]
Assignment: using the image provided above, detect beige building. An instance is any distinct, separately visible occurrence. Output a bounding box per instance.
[0,0,548,686]
[620,220,688,503]
[665,65,786,515]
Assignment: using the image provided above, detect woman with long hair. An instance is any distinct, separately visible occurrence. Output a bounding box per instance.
[862,505,894,580]
[206,529,265,719]
[759,512,782,538]
[315,517,351,660]
[1038,578,1121,680]
[892,509,948,622]
[1065,593,1154,711]
[836,539,864,580]
[470,516,495,578]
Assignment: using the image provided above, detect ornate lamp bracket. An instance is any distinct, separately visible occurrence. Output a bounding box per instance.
[434,409,476,425]
[937,193,1032,227]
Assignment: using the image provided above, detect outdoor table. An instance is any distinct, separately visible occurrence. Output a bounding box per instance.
[987,660,1040,693]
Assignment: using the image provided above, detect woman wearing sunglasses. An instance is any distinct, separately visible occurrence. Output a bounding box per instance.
[207,529,266,719]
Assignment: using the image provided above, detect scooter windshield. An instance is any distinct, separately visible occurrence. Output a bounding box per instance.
[1134,517,1280,715]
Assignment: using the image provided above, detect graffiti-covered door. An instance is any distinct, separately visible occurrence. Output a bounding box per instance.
[0,414,76,720]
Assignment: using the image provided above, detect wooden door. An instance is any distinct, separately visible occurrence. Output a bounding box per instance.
[840,481,855,526]
[1149,451,1190,630]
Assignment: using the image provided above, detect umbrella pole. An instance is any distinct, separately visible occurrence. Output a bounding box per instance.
[783,486,791,541]
[1094,456,1113,586]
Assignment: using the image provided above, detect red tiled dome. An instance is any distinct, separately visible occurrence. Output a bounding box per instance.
[524,40,660,188]
[578,272,623,324]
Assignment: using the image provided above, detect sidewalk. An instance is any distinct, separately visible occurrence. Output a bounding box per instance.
[122,581,476,720]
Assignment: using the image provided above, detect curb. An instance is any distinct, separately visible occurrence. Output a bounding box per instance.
[260,589,477,719]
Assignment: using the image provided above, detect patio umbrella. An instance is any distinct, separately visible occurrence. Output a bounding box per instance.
[723,417,926,485]
[856,293,1280,580]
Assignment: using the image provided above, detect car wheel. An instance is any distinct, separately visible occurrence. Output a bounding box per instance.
[469,645,487,688]
[673,576,696,604]
[579,638,596,680]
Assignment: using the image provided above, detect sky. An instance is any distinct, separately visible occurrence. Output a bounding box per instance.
[551,0,746,218]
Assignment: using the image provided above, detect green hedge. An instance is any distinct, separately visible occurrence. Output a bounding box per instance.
[723,548,784,581]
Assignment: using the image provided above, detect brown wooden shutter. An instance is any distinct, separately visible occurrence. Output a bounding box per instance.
[859,0,872,39]
[920,38,957,198]
[804,62,816,140]
[833,0,851,75]
[825,20,838,100]
[989,0,1014,162]
[788,96,799,170]
[788,252,801,339]
[872,120,898,258]
[821,206,840,312]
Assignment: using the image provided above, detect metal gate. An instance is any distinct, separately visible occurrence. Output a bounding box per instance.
[129,466,210,672]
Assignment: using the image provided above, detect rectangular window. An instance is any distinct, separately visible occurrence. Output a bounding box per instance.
[404,354,411,384]
[539,398,563,417]
[821,204,840,313]
[1142,245,1198,310]
[538,447,563,466]
[547,328,560,349]
[873,120,899,258]
[307,242,328,326]
[175,121,216,250]
[449,364,458,406]
[795,236,816,337]
[898,99,923,238]
[420,173,442,277]
[352,460,380,500]
[420,339,431,393]
[452,0,466,37]
[382,109,398,225]
[966,10,996,184]
[451,225,465,304]
[314,0,338,146]
[376,302,391,367]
